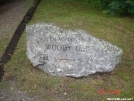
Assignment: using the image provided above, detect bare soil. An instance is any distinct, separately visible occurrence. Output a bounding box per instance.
[0,0,29,39]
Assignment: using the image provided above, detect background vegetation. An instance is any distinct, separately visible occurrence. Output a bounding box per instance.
[79,0,134,16]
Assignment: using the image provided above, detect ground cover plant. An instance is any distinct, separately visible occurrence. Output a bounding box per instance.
[0,0,134,100]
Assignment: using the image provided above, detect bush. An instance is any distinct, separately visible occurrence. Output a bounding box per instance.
[106,0,134,16]
[87,0,134,16]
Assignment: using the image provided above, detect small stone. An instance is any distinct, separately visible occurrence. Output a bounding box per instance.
[64,93,67,95]
[26,23,123,78]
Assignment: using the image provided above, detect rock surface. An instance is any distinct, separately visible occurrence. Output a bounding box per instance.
[26,23,123,77]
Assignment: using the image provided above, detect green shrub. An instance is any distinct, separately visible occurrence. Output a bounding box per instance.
[85,0,134,16]
[105,0,134,16]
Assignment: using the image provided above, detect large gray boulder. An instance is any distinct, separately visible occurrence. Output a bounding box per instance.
[26,23,123,78]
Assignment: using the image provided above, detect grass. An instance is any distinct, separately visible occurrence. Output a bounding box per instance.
[0,31,13,57]
[0,0,134,100]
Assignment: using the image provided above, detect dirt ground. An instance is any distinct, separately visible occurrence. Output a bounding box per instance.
[0,0,29,39]
[0,0,42,101]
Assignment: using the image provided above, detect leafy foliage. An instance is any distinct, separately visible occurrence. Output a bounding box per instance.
[87,0,134,16]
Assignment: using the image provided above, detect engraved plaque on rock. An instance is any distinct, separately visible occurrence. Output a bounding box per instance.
[26,23,123,77]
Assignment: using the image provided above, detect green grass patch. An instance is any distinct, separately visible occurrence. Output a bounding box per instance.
[0,31,13,57]
[1,0,134,100]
